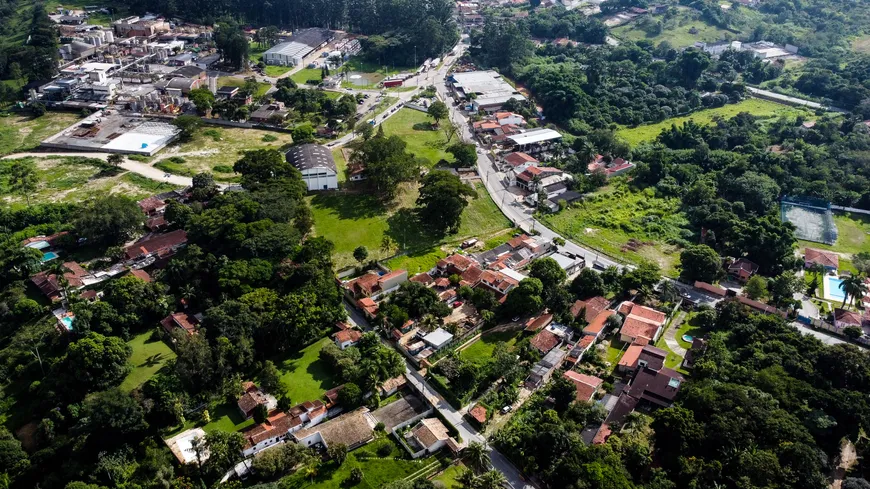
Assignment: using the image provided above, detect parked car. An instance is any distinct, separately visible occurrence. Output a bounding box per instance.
[452,301,463,308]
[460,238,478,249]
[501,406,512,414]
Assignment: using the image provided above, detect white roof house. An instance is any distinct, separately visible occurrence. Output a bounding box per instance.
[507,128,563,146]
[422,328,453,350]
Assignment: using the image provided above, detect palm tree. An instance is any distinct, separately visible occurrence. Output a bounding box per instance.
[623,411,648,432]
[477,469,508,489]
[456,468,478,489]
[659,279,679,304]
[841,274,868,308]
[464,441,490,474]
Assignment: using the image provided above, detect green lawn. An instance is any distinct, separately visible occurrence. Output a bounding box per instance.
[332,148,348,183]
[282,439,439,489]
[265,65,293,77]
[540,182,687,276]
[163,126,293,179]
[120,332,176,392]
[310,182,511,270]
[611,6,756,49]
[0,111,80,156]
[291,68,325,85]
[796,212,870,258]
[0,156,171,208]
[381,109,453,167]
[675,311,703,351]
[345,57,415,76]
[272,337,341,404]
[617,98,809,146]
[432,463,465,488]
[216,77,272,98]
[459,330,523,365]
[605,336,629,367]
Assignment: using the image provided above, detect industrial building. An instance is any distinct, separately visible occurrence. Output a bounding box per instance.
[263,28,336,66]
[450,70,526,113]
[41,111,181,156]
[285,143,339,191]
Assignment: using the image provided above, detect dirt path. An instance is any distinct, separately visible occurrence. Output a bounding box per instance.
[831,438,858,489]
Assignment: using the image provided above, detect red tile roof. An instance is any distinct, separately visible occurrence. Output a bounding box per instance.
[592,423,612,445]
[130,269,152,283]
[507,234,530,248]
[618,344,643,370]
[583,310,614,336]
[469,404,487,424]
[161,312,198,335]
[571,296,609,322]
[694,280,725,296]
[563,371,603,402]
[460,265,483,286]
[834,308,862,326]
[620,316,660,342]
[125,230,187,260]
[334,329,362,344]
[805,248,839,269]
[503,152,538,167]
[620,302,667,325]
[736,296,786,317]
[138,196,166,215]
[410,273,434,285]
[530,329,560,353]
[524,313,554,332]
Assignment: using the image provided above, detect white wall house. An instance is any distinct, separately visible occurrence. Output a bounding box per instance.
[286,144,339,191]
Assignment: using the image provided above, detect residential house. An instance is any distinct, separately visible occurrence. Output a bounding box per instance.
[472,120,500,133]
[563,371,603,402]
[436,254,476,276]
[582,309,615,341]
[406,418,451,454]
[549,252,584,275]
[526,348,566,387]
[293,408,375,450]
[138,196,167,216]
[124,229,188,262]
[468,404,487,425]
[503,151,538,172]
[357,297,378,319]
[834,308,863,330]
[618,344,666,373]
[494,111,526,126]
[379,375,407,397]
[477,269,519,301]
[618,302,667,344]
[514,166,563,192]
[727,258,759,283]
[241,410,295,456]
[805,247,839,272]
[410,273,435,286]
[530,328,561,354]
[30,261,89,301]
[216,86,239,100]
[334,329,363,350]
[525,313,554,332]
[344,269,409,300]
[694,281,726,297]
[735,296,787,317]
[160,312,199,335]
[237,382,275,419]
[571,296,610,324]
[251,102,290,123]
[604,366,685,427]
[422,328,454,351]
[565,335,595,366]
[587,156,635,178]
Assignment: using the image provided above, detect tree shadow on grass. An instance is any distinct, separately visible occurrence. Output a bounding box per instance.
[412,122,437,131]
[139,353,166,368]
[310,192,388,220]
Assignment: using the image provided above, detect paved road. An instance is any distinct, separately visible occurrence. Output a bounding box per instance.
[791,322,848,346]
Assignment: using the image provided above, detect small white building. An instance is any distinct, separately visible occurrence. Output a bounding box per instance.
[422,328,453,350]
[286,144,338,191]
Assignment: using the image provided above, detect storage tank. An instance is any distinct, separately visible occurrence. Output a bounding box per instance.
[104,30,115,43]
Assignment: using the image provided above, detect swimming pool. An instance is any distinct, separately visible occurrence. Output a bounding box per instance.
[60,316,73,331]
[826,276,846,301]
[42,251,59,262]
[682,334,694,343]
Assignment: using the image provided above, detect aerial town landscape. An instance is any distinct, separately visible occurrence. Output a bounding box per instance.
[1,0,870,488]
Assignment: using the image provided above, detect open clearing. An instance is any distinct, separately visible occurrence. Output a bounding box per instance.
[121,331,176,392]
[459,329,523,365]
[291,68,324,85]
[540,181,687,276]
[309,182,512,270]
[612,6,747,48]
[1,156,178,209]
[273,337,340,404]
[796,211,870,261]
[852,35,870,54]
[159,126,294,180]
[282,438,438,489]
[0,112,81,156]
[617,98,808,146]
[380,108,453,167]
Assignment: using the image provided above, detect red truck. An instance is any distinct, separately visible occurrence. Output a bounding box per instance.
[383,79,403,88]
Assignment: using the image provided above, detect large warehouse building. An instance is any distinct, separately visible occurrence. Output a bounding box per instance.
[286,143,339,191]
[450,70,526,113]
[263,28,336,66]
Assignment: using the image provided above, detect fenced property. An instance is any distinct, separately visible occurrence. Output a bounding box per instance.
[780,196,838,245]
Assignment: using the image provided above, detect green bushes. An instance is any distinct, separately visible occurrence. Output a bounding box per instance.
[213,165,235,173]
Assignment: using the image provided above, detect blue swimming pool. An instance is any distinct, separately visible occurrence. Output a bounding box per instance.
[682,334,694,343]
[827,276,846,301]
[42,251,59,262]
[60,316,73,331]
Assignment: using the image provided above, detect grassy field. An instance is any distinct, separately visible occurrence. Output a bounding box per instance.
[282,438,438,489]
[617,98,808,146]
[120,332,176,392]
[852,35,870,54]
[610,6,764,49]
[0,112,80,156]
[216,77,272,98]
[1,156,176,208]
[381,109,452,167]
[272,337,340,404]
[796,212,870,258]
[332,148,348,183]
[291,68,324,85]
[310,182,511,270]
[605,336,628,367]
[432,464,465,488]
[459,329,523,365]
[540,182,687,276]
[161,126,293,179]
